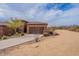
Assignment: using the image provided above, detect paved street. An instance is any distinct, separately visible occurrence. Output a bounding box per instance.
[0,34,42,50]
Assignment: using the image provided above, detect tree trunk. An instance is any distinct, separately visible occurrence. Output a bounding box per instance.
[15,29,17,34]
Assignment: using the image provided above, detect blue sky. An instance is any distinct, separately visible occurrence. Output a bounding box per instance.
[0,3,79,26]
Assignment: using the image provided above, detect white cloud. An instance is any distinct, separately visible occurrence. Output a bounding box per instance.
[48,7,79,26]
[0,3,79,26]
[24,4,47,20]
[0,4,26,20]
[61,8,79,17]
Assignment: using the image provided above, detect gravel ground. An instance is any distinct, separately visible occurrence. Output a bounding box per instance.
[0,30,79,56]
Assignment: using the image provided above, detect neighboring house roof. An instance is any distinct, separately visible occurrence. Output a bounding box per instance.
[0,22,7,26]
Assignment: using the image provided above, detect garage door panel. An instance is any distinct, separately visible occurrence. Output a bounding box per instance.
[29,27,44,34]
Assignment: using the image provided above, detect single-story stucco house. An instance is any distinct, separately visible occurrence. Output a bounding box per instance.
[0,20,48,36]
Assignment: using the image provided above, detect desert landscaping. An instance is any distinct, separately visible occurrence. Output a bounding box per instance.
[0,29,79,56]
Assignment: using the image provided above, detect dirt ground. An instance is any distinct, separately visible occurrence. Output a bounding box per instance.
[0,30,79,56]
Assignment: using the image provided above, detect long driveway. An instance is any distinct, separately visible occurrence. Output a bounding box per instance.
[0,34,41,50]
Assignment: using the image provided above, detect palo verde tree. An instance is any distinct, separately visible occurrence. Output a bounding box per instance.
[7,18,24,34]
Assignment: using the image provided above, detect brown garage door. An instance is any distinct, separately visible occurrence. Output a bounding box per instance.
[29,27,44,34]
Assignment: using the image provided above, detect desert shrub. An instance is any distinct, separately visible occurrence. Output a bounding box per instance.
[75,29,79,32]
[43,32,49,37]
[20,32,25,36]
[43,28,56,36]
[68,26,76,31]
[68,25,79,32]
[48,30,53,35]
[16,32,19,34]
[35,38,40,42]
[2,35,8,40]
[0,35,2,39]
[54,33,59,36]
[48,28,55,35]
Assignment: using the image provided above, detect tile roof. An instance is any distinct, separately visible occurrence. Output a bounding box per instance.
[0,20,48,25]
[0,22,7,25]
[27,21,48,25]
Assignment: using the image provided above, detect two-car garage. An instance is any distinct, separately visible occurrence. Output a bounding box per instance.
[26,22,48,34]
[29,27,44,34]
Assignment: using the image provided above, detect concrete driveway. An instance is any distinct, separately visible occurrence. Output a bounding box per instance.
[0,34,42,50]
